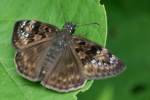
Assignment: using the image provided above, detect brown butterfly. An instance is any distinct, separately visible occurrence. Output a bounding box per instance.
[12,20,125,92]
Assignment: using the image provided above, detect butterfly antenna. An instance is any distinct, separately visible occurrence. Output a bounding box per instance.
[76,22,100,27]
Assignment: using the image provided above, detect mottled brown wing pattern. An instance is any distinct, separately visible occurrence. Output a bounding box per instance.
[41,45,86,92]
[72,36,125,79]
[15,41,50,81]
[12,20,59,49]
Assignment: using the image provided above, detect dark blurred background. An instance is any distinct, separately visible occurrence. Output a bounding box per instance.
[79,0,150,100]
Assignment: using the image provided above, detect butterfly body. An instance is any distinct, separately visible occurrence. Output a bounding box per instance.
[12,20,125,92]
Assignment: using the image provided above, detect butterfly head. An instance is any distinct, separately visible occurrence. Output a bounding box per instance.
[63,22,76,34]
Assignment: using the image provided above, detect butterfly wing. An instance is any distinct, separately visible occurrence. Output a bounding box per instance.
[41,45,86,92]
[15,33,66,81]
[12,20,59,49]
[15,41,51,81]
[72,36,125,80]
[13,20,60,81]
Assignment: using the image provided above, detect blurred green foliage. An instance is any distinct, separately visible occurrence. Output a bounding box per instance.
[79,0,150,100]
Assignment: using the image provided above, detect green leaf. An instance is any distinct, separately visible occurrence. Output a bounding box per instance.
[0,0,107,100]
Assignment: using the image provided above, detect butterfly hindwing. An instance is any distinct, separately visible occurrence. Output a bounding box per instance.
[41,45,86,92]
[12,20,59,49]
[72,36,125,79]
[15,41,51,81]
[15,36,65,81]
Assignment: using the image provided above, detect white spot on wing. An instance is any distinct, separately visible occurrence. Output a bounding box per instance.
[19,32,30,39]
[98,62,102,66]
[91,59,96,64]
[97,50,100,54]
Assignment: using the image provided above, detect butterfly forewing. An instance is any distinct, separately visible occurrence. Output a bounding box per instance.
[72,36,125,79]
[41,45,86,92]
[12,20,59,49]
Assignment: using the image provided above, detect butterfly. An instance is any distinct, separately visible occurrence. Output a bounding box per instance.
[12,20,125,92]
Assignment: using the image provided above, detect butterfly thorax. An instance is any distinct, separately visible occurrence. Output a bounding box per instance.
[54,22,76,47]
[55,31,71,48]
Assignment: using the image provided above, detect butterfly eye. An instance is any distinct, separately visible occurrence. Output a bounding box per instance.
[63,22,76,34]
